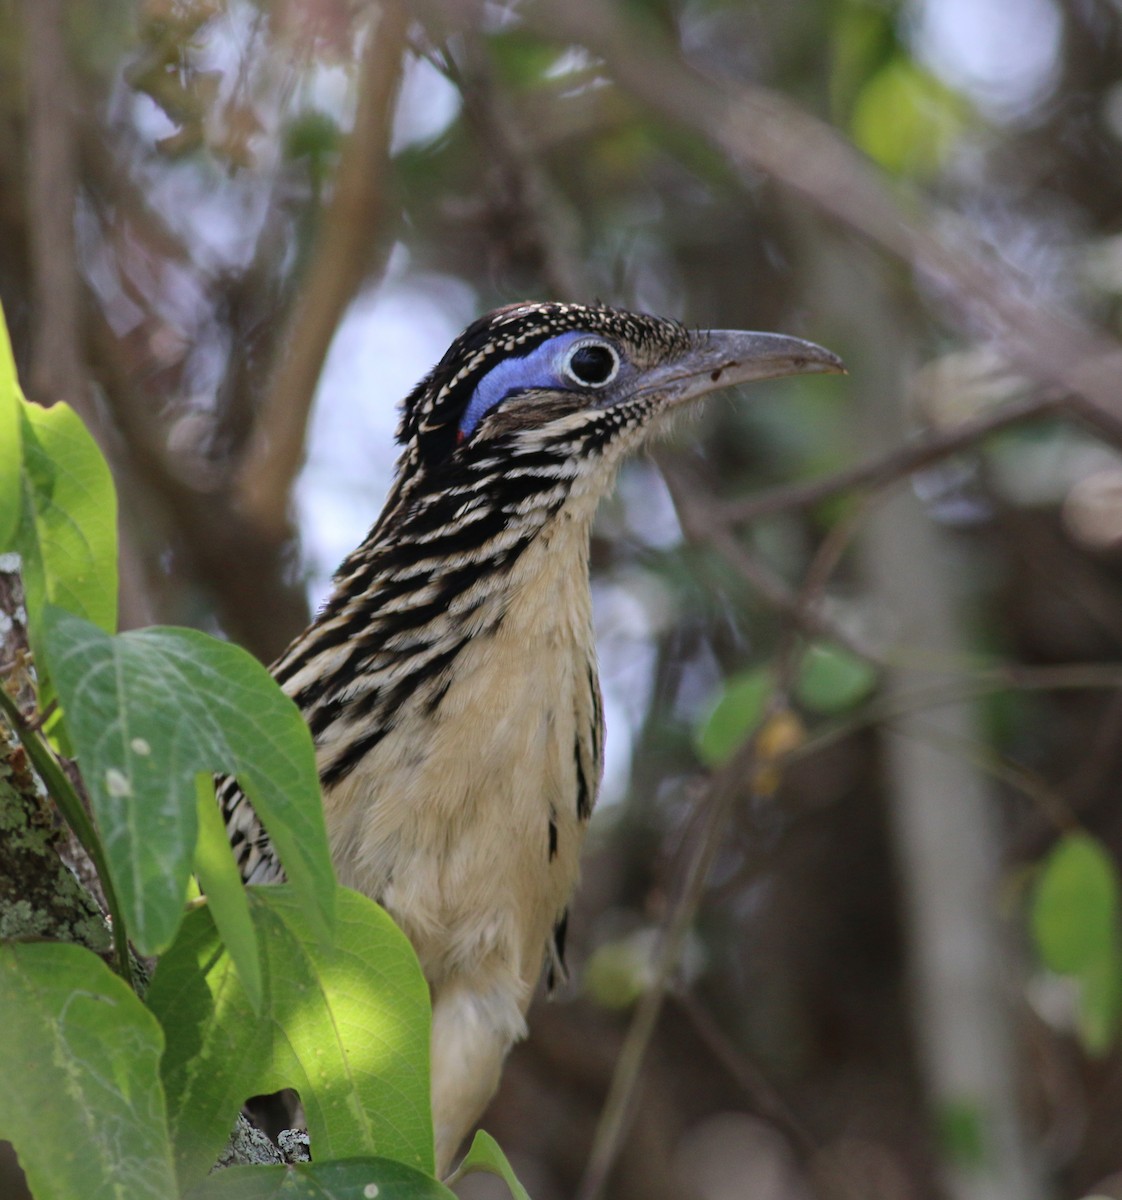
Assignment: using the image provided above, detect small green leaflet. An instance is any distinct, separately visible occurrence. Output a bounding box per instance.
[147,886,434,1191]
[0,941,178,1200]
[1032,833,1119,975]
[43,608,334,956]
[695,668,771,768]
[1031,831,1122,1054]
[935,1098,987,1170]
[449,1130,533,1200]
[696,642,878,768]
[850,55,971,180]
[794,642,877,714]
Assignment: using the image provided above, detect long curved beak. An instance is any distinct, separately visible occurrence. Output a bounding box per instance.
[636,330,845,409]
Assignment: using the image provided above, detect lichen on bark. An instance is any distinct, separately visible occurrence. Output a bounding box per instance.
[0,563,113,959]
[0,754,112,955]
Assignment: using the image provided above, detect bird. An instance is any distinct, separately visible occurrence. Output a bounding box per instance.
[220,300,842,1172]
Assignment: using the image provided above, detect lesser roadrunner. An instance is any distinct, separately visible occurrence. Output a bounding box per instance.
[221,301,842,1170]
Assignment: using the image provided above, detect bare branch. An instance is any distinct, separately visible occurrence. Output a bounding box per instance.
[720,391,1063,524]
[657,452,882,662]
[672,993,821,1168]
[576,726,771,1200]
[22,0,85,417]
[86,309,310,659]
[236,1,409,541]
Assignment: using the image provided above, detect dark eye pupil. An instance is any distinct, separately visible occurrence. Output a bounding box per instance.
[569,345,616,385]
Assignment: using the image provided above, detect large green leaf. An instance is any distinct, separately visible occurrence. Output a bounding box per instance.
[147,886,434,1191]
[0,301,22,548]
[43,608,334,955]
[15,400,117,647]
[0,941,177,1200]
[185,1158,455,1199]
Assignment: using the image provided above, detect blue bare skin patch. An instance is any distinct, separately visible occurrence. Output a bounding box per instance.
[459,331,595,439]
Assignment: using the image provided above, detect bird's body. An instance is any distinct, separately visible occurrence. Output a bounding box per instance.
[222,301,840,1171]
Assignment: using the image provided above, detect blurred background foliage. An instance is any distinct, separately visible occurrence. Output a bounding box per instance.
[7,0,1122,1197]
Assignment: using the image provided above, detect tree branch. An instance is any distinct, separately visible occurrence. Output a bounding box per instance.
[720,390,1063,524]
[22,0,85,417]
[236,0,409,541]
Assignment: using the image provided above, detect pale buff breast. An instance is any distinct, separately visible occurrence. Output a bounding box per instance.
[320,508,599,1005]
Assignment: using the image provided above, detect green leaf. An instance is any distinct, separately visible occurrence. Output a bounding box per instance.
[936,1098,987,1169]
[147,886,434,1191]
[194,773,262,1011]
[829,3,897,124]
[449,1130,532,1200]
[1031,834,1122,1053]
[0,300,22,548]
[0,941,177,1200]
[795,642,877,714]
[695,668,772,768]
[1031,833,1119,974]
[185,1158,456,1199]
[15,399,118,649]
[1077,948,1122,1056]
[850,56,970,179]
[583,929,657,1009]
[43,609,334,955]
[284,109,342,187]
[490,28,568,88]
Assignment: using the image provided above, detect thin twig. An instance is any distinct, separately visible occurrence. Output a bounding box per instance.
[658,453,882,663]
[772,488,882,701]
[793,661,1122,765]
[447,40,594,301]
[720,391,1062,525]
[575,729,767,1200]
[673,992,821,1165]
[882,718,1077,836]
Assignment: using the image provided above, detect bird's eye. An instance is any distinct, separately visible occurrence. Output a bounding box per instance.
[563,341,620,388]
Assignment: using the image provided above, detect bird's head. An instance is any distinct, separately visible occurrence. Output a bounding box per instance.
[392,301,842,511]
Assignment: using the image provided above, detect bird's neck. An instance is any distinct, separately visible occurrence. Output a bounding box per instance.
[338,454,613,645]
[272,475,606,794]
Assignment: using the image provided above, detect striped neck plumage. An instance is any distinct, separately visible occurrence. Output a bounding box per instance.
[271,435,594,789]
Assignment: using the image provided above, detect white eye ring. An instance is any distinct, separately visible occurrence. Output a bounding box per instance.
[561,339,621,388]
